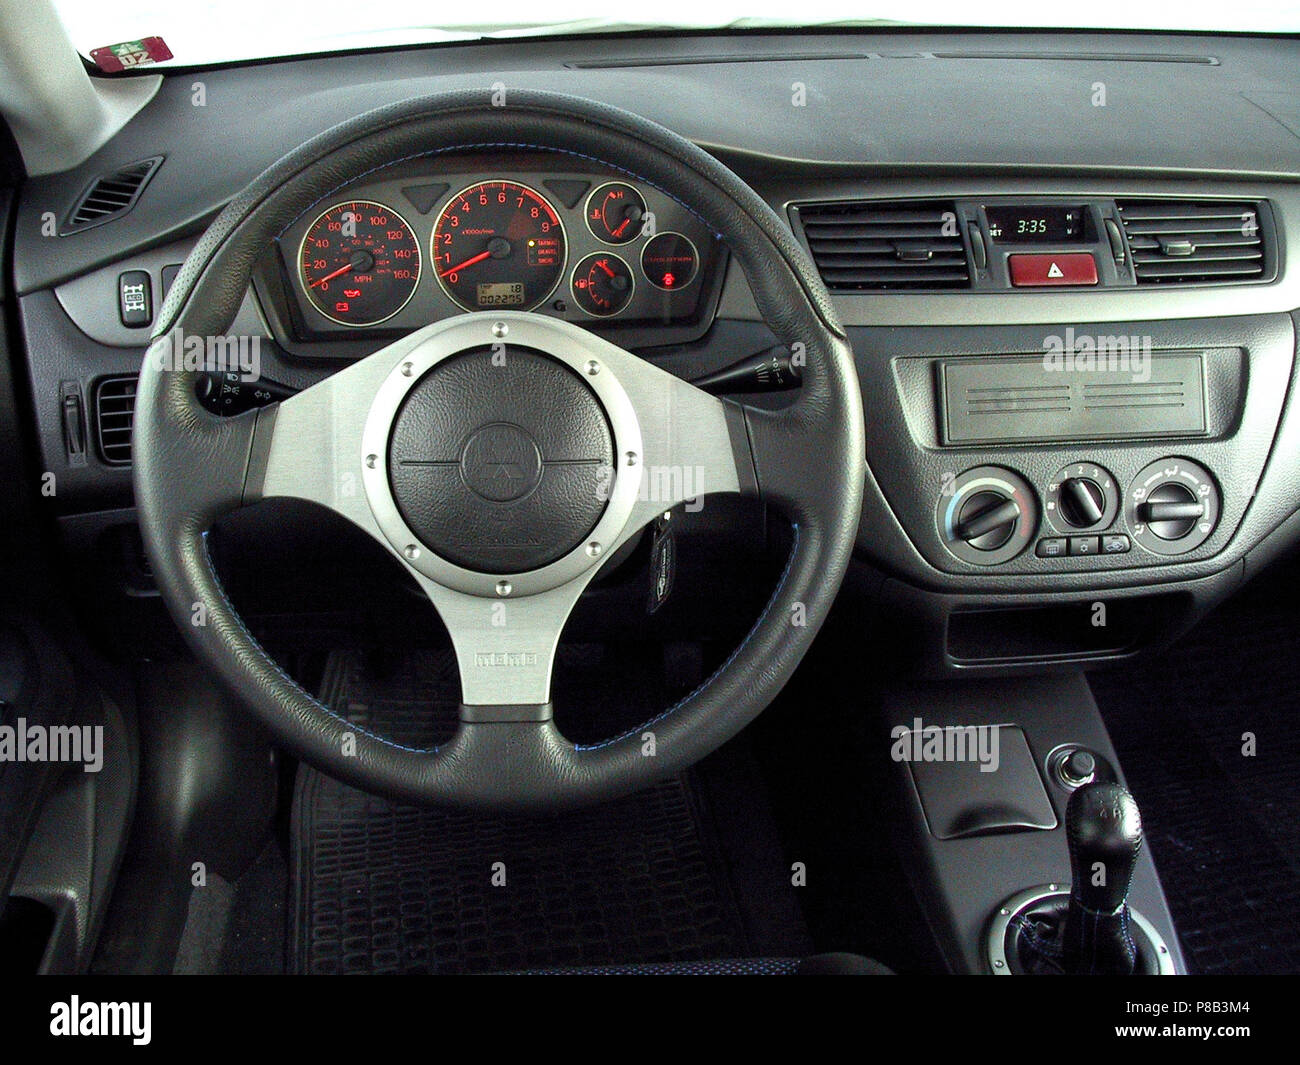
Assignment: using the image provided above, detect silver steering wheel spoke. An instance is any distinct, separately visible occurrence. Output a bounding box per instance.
[240,311,756,712]
[242,327,428,550]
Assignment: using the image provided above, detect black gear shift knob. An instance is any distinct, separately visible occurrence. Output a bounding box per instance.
[1064,781,1144,974]
[1067,781,1143,910]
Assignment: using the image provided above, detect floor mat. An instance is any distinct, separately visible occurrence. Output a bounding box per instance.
[173,839,288,975]
[1090,565,1300,975]
[291,648,804,974]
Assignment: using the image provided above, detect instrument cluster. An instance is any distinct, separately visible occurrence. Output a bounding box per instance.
[269,160,721,349]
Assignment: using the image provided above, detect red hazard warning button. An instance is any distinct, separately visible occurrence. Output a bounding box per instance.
[1008,253,1098,287]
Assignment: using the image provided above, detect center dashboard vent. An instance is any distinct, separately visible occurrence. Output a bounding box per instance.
[1116,199,1273,285]
[796,200,971,291]
[95,375,137,466]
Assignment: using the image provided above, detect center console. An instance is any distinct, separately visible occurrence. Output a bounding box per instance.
[754,178,1300,974]
[877,315,1289,581]
[725,176,1300,673]
[634,174,1300,677]
[878,673,1186,975]
[834,310,1298,677]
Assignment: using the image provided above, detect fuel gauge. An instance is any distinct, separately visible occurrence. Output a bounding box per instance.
[572,252,635,317]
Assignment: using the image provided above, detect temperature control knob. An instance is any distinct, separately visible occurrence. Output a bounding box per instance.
[954,491,1022,550]
[1125,457,1219,555]
[937,466,1038,566]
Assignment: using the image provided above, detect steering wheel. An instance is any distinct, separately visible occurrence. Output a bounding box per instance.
[133,90,864,810]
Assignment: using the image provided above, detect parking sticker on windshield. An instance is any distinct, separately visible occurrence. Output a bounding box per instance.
[90,36,173,72]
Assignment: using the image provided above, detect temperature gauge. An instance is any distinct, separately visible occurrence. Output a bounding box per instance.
[572,253,635,317]
[586,182,647,244]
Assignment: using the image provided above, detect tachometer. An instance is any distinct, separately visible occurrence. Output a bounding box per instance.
[432,181,566,311]
[298,200,420,326]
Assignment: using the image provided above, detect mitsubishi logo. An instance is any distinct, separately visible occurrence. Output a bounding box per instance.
[482,456,524,487]
[459,422,544,502]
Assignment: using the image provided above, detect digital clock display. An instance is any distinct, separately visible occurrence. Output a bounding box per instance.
[476,282,526,307]
[985,205,1087,244]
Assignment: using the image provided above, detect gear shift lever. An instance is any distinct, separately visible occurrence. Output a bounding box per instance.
[1062,781,1143,975]
[991,778,1173,975]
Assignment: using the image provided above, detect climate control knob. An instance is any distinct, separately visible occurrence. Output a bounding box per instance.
[1125,457,1219,555]
[1045,462,1118,534]
[1058,478,1105,527]
[937,466,1038,566]
[954,491,1022,550]
[1138,482,1205,540]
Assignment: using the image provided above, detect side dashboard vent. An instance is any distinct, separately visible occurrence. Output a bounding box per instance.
[1116,199,1272,285]
[63,156,163,233]
[796,200,971,291]
[95,375,137,466]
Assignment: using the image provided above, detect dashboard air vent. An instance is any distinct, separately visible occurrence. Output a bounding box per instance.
[64,157,163,233]
[1116,199,1270,284]
[95,375,137,466]
[797,200,971,291]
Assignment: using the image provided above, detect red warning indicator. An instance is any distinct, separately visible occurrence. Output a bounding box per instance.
[641,233,698,292]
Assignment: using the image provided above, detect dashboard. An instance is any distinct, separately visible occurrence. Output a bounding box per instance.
[10,28,1300,676]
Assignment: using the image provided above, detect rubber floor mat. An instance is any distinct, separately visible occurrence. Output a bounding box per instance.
[1090,569,1300,975]
[290,649,764,974]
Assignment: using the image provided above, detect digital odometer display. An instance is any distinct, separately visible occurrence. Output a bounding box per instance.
[476,282,526,307]
[985,205,1087,244]
[432,181,566,311]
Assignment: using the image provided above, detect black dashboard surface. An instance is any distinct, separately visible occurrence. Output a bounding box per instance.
[13,31,1300,293]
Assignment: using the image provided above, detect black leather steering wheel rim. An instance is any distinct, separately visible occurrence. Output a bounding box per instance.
[134,89,865,810]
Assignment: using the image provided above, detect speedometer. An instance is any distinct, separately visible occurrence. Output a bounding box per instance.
[298,200,420,326]
[432,181,566,311]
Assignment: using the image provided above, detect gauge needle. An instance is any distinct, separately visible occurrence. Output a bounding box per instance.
[439,250,492,278]
[596,259,617,278]
[309,262,354,288]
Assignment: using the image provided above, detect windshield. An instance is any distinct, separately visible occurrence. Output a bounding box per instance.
[54,0,1300,69]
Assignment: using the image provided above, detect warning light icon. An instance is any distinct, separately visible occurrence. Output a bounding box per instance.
[642,233,699,292]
